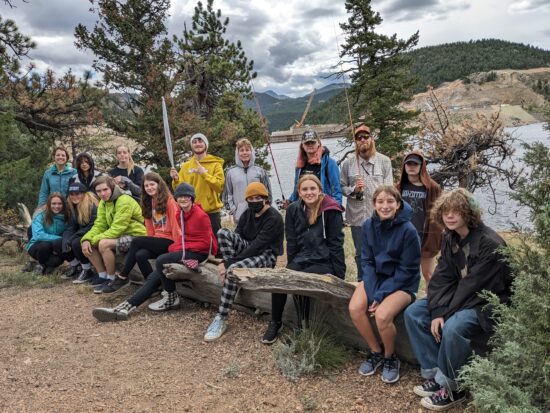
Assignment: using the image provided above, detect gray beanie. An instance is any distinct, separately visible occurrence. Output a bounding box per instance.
[174,183,195,202]
[190,133,208,149]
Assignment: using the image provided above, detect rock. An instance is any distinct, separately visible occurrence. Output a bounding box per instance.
[3,240,20,256]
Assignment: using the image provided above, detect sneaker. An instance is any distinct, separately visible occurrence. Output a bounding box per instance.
[101,276,130,294]
[92,301,136,322]
[381,354,401,384]
[32,264,45,276]
[22,260,37,272]
[90,275,108,286]
[358,351,384,376]
[261,321,283,344]
[72,268,95,284]
[93,279,111,294]
[420,387,466,411]
[61,265,80,280]
[204,314,228,342]
[147,291,180,311]
[414,378,442,397]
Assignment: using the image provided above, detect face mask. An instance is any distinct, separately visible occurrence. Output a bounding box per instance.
[247,200,264,214]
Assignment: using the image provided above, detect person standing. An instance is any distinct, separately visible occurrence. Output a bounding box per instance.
[170,133,225,237]
[109,144,144,202]
[223,138,272,224]
[340,125,393,281]
[70,153,103,194]
[287,129,342,205]
[397,151,442,284]
[37,147,75,208]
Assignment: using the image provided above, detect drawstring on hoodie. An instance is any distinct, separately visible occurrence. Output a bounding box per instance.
[180,211,186,262]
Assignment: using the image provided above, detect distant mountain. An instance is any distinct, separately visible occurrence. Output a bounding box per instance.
[263,90,290,100]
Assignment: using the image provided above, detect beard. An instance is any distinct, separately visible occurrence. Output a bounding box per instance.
[356,140,376,160]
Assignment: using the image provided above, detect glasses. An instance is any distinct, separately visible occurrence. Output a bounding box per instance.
[355,134,371,141]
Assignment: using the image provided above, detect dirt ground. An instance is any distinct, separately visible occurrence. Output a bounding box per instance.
[0,253,465,413]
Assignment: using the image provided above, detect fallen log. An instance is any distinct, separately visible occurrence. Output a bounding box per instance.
[164,263,419,364]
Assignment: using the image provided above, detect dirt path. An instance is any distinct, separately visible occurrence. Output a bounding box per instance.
[0,261,465,412]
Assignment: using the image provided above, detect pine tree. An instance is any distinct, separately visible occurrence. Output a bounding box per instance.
[340,0,419,161]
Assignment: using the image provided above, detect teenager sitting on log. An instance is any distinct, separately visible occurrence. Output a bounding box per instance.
[98,172,182,294]
[262,175,345,345]
[92,183,217,322]
[404,189,512,411]
[80,176,146,293]
[61,182,98,282]
[26,193,72,275]
[348,185,421,384]
[204,182,284,342]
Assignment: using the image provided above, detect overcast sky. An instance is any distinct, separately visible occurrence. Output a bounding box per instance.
[3,0,550,97]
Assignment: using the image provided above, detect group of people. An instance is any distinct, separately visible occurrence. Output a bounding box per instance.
[24,128,512,412]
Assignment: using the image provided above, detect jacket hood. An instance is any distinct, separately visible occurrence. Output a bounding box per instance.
[76,153,96,173]
[234,146,256,168]
[195,154,224,166]
[398,150,439,190]
[319,195,345,214]
[109,185,124,202]
[373,200,413,227]
[49,163,73,175]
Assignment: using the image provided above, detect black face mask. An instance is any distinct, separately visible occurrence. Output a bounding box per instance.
[247,200,265,214]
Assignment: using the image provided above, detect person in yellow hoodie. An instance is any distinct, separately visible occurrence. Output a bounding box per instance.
[170,133,225,237]
[81,176,146,293]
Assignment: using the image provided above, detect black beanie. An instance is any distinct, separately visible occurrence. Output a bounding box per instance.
[174,183,195,201]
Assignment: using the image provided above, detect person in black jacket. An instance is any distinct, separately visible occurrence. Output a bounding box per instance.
[69,153,103,194]
[262,174,345,344]
[109,144,144,202]
[404,188,512,411]
[61,182,98,282]
[204,182,284,342]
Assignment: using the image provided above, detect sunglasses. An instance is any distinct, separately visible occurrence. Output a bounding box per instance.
[355,134,371,141]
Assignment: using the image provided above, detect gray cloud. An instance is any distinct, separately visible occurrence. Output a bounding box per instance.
[300,6,343,19]
[268,30,321,66]
[508,0,550,13]
[375,0,471,21]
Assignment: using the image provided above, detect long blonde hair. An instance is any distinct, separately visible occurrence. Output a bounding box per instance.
[297,175,324,225]
[116,144,135,176]
[69,192,99,226]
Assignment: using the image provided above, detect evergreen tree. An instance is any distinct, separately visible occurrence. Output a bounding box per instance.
[340,0,419,161]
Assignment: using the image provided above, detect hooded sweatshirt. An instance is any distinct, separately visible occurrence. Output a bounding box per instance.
[168,203,218,256]
[285,195,346,278]
[70,153,103,193]
[26,211,66,251]
[396,151,443,258]
[144,196,182,241]
[289,146,343,205]
[81,186,146,246]
[37,163,75,207]
[172,154,225,213]
[361,201,421,304]
[62,204,98,252]
[222,147,272,222]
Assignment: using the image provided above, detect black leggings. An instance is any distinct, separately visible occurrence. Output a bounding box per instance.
[28,239,72,269]
[69,236,89,264]
[127,250,208,307]
[120,236,173,278]
[271,261,334,325]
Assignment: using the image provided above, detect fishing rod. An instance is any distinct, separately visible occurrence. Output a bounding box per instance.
[249,78,286,203]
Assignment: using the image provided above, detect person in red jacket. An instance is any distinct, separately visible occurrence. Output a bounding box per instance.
[92,183,218,321]
[100,172,182,294]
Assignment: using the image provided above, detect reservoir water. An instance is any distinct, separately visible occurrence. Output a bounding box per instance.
[264,122,550,231]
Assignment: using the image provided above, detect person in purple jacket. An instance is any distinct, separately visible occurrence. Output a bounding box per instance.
[349,185,421,384]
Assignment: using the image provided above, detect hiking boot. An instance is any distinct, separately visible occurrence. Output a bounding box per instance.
[358,351,384,376]
[22,260,37,272]
[92,301,136,322]
[61,265,80,280]
[101,276,130,294]
[261,321,283,344]
[72,268,95,284]
[414,378,442,397]
[147,291,180,311]
[32,264,45,276]
[93,279,111,294]
[381,354,401,384]
[420,387,466,411]
[204,314,228,342]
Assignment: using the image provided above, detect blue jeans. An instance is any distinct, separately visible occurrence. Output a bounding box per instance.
[404,299,482,391]
[351,225,363,281]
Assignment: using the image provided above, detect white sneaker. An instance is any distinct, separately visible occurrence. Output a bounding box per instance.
[92,301,136,322]
[147,291,180,311]
[204,314,228,342]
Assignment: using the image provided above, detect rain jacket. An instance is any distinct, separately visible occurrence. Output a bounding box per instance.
[427,222,512,332]
[289,147,342,205]
[396,151,443,258]
[169,203,218,256]
[81,186,146,245]
[222,147,272,222]
[286,195,346,278]
[62,204,98,252]
[26,211,66,251]
[37,164,75,207]
[172,154,225,213]
[361,201,421,304]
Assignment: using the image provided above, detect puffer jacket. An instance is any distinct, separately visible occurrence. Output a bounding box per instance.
[285,195,346,278]
[361,201,421,304]
[37,164,75,207]
[222,147,272,222]
[81,186,146,246]
[26,211,66,251]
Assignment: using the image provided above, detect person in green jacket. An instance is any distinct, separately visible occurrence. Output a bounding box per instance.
[81,176,146,293]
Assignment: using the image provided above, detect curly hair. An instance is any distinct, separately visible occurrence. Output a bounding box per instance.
[431,188,482,229]
[140,172,172,219]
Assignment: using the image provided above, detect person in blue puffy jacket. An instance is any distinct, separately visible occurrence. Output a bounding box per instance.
[348,185,420,385]
[26,193,71,275]
[37,147,75,208]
